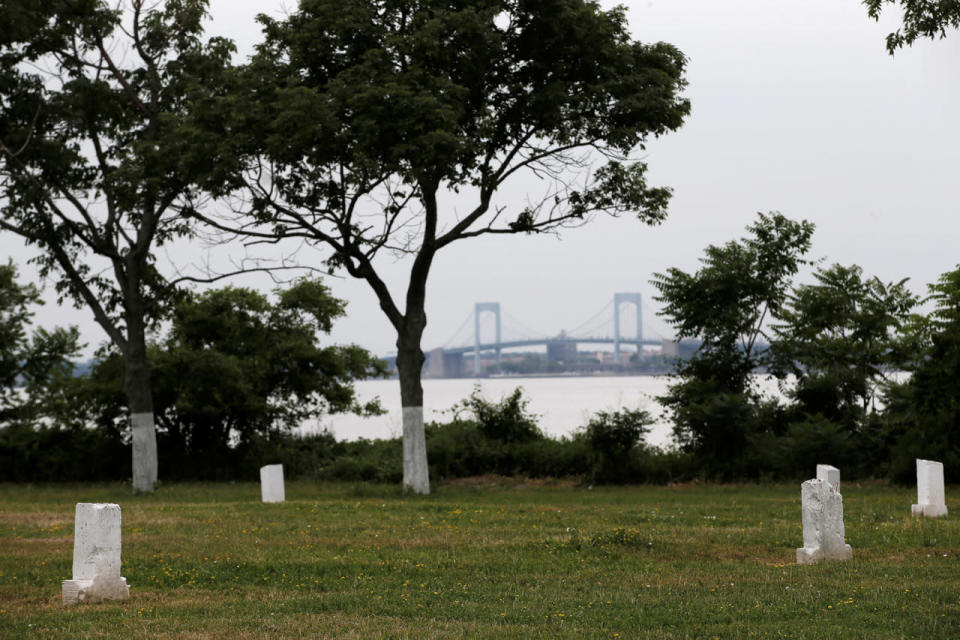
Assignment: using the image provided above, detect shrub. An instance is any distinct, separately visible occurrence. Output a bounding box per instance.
[452,385,542,443]
[0,424,127,482]
[425,417,591,481]
[581,408,653,484]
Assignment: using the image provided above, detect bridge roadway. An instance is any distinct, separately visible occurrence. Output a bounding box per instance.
[443,336,663,355]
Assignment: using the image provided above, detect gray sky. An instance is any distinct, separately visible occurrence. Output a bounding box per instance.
[5,0,959,357]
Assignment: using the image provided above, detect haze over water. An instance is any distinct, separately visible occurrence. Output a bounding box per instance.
[298,376,785,449]
[301,375,795,448]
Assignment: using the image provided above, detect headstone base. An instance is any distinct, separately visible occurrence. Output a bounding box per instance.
[911,503,948,518]
[796,543,852,565]
[62,576,129,605]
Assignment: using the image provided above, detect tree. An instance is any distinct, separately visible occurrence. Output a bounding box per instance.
[882,266,960,481]
[0,1,233,490]
[196,0,690,493]
[769,264,916,475]
[59,279,386,474]
[0,261,80,426]
[651,213,814,476]
[863,0,960,52]
[771,264,916,425]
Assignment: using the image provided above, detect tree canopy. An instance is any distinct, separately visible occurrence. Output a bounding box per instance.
[653,212,815,379]
[771,264,916,423]
[0,261,80,426]
[883,266,960,481]
[57,279,385,466]
[863,0,960,51]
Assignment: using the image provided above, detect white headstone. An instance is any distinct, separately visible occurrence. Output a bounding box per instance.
[796,479,852,565]
[62,503,130,604]
[912,459,947,518]
[260,464,285,503]
[816,464,840,491]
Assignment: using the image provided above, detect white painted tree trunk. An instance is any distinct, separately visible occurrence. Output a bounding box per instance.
[402,406,430,494]
[131,412,158,493]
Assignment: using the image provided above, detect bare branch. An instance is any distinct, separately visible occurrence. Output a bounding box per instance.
[168,263,324,287]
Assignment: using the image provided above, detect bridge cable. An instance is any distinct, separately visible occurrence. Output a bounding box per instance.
[578,313,618,340]
[501,311,545,341]
[440,311,475,348]
[643,304,672,342]
[567,299,614,338]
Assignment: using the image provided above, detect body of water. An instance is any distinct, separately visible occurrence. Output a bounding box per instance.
[299,375,792,448]
[299,376,679,448]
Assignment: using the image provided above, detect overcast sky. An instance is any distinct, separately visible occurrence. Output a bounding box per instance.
[5,0,959,357]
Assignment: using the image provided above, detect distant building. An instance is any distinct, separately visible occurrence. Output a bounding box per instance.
[547,339,577,366]
[661,339,679,358]
[424,348,464,378]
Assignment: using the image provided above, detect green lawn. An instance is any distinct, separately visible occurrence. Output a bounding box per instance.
[0,480,958,638]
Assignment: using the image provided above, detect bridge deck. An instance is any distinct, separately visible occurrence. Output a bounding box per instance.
[440,337,663,355]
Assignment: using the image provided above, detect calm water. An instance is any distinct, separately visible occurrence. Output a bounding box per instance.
[299,376,675,448]
[299,375,792,448]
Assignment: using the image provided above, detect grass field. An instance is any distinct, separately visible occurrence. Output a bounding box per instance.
[1,479,958,639]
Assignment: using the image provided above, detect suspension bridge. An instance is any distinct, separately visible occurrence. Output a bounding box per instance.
[402,293,679,378]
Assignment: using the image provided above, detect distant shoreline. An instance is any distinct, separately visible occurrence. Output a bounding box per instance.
[378,370,675,381]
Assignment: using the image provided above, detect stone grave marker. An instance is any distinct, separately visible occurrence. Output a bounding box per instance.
[912,459,947,518]
[62,503,130,605]
[816,464,840,491]
[796,479,852,564]
[260,464,285,503]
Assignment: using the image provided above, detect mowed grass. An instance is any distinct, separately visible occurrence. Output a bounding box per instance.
[0,480,958,639]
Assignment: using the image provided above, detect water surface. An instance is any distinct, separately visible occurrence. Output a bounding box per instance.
[300,376,677,447]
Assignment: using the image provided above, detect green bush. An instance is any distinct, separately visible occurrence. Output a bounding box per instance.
[581,408,653,484]
[0,385,697,485]
[425,417,591,481]
[0,424,127,482]
[452,385,542,443]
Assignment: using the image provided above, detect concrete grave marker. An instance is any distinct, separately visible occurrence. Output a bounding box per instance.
[912,459,947,518]
[62,503,130,605]
[260,464,285,503]
[796,479,852,565]
[816,464,840,491]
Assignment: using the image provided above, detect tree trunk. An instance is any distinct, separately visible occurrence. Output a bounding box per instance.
[396,318,430,495]
[123,302,157,493]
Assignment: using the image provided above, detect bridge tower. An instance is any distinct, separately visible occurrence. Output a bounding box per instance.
[613,293,642,364]
[474,302,501,375]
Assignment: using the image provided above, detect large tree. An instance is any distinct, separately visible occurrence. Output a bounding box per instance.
[0,1,232,490]
[197,0,690,494]
[863,0,960,52]
[651,213,814,476]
